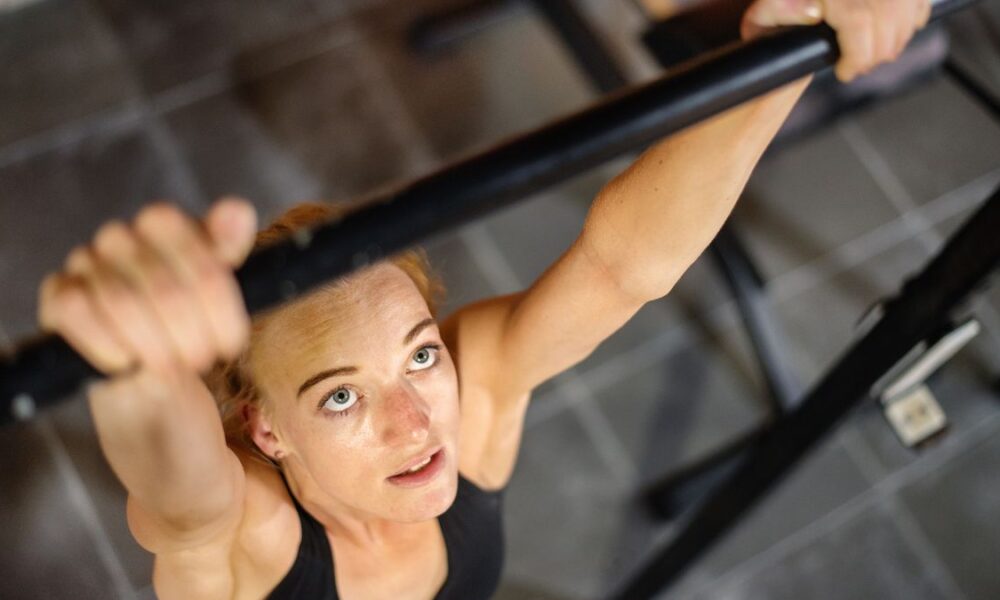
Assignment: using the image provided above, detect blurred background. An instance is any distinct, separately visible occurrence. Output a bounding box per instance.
[1,0,999,598]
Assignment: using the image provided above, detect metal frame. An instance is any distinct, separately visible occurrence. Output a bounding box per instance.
[612,182,1000,598]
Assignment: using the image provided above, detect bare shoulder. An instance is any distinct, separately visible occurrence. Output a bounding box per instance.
[441,295,532,491]
[228,450,302,598]
[440,295,514,388]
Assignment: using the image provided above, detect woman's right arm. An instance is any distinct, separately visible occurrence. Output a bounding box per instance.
[38,199,258,550]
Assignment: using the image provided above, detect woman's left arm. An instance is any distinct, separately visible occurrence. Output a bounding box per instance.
[450,81,809,399]
[449,0,928,399]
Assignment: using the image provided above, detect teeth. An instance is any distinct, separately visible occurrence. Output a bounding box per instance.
[405,455,432,474]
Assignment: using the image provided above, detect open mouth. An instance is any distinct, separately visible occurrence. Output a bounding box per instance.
[387,448,445,487]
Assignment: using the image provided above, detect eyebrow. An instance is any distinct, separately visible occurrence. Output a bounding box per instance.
[296,317,438,399]
[403,317,437,346]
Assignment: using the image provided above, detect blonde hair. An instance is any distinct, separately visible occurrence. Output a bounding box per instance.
[205,202,444,468]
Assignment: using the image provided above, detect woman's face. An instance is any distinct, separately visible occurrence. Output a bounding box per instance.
[250,263,460,523]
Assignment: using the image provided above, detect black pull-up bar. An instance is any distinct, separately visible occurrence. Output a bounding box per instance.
[610,181,1000,599]
[0,0,975,424]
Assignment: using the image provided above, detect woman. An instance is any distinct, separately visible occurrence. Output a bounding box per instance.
[37,3,928,598]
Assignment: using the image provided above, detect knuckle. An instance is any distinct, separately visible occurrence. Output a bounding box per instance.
[39,273,60,302]
[189,343,216,372]
[64,245,93,273]
[192,252,227,287]
[151,278,187,315]
[136,202,185,236]
[54,281,91,323]
[93,221,131,255]
[137,248,177,292]
[846,6,871,27]
[97,284,133,321]
[169,321,213,371]
[200,267,236,305]
[220,314,251,359]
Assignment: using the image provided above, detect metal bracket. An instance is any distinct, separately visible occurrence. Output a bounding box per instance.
[877,318,981,448]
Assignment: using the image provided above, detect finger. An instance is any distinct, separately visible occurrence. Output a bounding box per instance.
[204,197,257,269]
[916,0,932,28]
[91,220,199,373]
[38,273,135,374]
[741,0,823,39]
[828,0,877,81]
[891,0,913,58]
[894,0,920,57]
[137,204,250,361]
[870,0,902,65]
[64,245,95,276]
[111,213,219,373]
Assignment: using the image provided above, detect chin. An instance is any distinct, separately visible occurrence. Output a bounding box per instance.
[390,466,459,523]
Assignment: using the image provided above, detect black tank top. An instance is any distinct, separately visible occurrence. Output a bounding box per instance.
[266,475,505,599]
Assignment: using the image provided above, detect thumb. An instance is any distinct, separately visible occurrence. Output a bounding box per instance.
[741,0,823,40]
[205,196,258,268]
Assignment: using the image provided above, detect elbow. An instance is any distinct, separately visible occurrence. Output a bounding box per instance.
[576,227,683,306]
[613,260,684,304]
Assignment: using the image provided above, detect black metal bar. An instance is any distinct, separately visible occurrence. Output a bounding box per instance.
[0,0,976,424]
[610,184,1000,599]
[408,0,514,54]
[644,422,768,520]
[709,226,803,409]
[529,0,630,93]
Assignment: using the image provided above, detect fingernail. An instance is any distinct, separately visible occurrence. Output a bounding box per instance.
[803,0,822,21]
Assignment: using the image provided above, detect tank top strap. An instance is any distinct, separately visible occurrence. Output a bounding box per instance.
[266,473,338,600]
[434,475,505,600]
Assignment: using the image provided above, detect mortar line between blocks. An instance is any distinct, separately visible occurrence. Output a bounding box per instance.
[563,377,641,488]
[0,105,146,169]
[0,16,363,169]
[838,427,970,600]
[837,119,933,234]
[36,417,137,599]
[459,224,524,294]
[888,496,971,600]
[350,22,439,172]
[691,410,1000,597]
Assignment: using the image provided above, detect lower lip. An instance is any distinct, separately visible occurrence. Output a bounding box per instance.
[387,449,446,488]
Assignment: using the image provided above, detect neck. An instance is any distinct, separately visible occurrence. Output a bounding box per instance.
[281,464,424,550]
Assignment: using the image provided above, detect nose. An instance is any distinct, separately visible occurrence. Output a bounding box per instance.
[378,380,432,446]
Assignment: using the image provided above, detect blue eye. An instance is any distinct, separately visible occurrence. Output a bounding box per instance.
[409,345,440,371]
[322,387,359,413]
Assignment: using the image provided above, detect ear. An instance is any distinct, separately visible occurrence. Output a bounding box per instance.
[245,404,285,461]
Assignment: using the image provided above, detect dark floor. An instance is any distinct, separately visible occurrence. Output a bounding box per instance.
[1,0,999,599]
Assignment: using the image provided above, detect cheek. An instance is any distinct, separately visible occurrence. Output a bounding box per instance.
[307,412,380,452]
[429,372,461,428]
[297,420,386,489]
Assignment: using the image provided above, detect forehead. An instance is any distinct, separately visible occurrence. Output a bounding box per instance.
[250,263,432,381]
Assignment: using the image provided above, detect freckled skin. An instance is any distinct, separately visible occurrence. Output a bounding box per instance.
[249,264,461,529]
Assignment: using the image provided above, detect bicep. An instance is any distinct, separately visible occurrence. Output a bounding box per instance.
[454,236,648,397]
